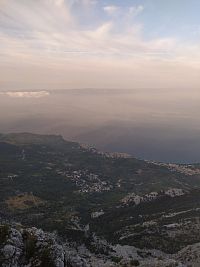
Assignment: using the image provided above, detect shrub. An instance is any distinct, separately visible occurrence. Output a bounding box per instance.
[0,225,10,244]
[111,256,123,263]
[23,231,37,260]
[130,259,140,266]
[40,247,55,267]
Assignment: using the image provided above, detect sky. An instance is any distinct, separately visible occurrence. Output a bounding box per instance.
[1,0,200,90]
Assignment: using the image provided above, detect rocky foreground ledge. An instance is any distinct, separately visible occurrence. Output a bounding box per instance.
[1,224,200,267]
[0,224,86,267]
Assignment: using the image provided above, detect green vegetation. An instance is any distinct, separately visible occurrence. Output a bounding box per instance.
[23,231,37,260]
[130,259,140,266]
[40,247,56,267]
[1,133,200,253]
[0,225,10,244]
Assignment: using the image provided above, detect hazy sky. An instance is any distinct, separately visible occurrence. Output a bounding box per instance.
[1,0,200,90]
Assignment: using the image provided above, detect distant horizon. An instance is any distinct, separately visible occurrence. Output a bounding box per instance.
[1,1,200,164]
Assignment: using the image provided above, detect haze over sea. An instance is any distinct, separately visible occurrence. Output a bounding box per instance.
[1,88,200,164]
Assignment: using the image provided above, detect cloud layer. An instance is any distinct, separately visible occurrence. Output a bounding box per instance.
[0,0,200,90]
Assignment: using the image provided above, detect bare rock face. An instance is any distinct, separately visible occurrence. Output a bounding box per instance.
[3,244,17,259]
[0,225,66,267]
[0,224,93,267]
[1,223,200,267]
[1,227,23,267]
[50,244,65,267]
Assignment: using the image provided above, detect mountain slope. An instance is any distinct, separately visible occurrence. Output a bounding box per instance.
[1,133,200,265]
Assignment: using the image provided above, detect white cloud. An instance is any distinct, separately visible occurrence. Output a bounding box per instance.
[0,1,177,61]
[69,0,97,7]
[103,5,120,16]
[129,5,144,17]
[0,1,200,90]
[82,0,97,6]
[4,91,50,98]
[46,0,65,7]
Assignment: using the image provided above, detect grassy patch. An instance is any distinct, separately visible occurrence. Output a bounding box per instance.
[5,193,44,210]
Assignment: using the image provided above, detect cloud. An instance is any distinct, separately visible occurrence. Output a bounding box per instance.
[47,0,65,7]
[0,0,200,90]
[69,0,97,7]
[103,5,120,16]
[0,1,174,60]
[3,91,50,98]
[103,5,144,18]
[81,0,97,6]
[129,5,144,17]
